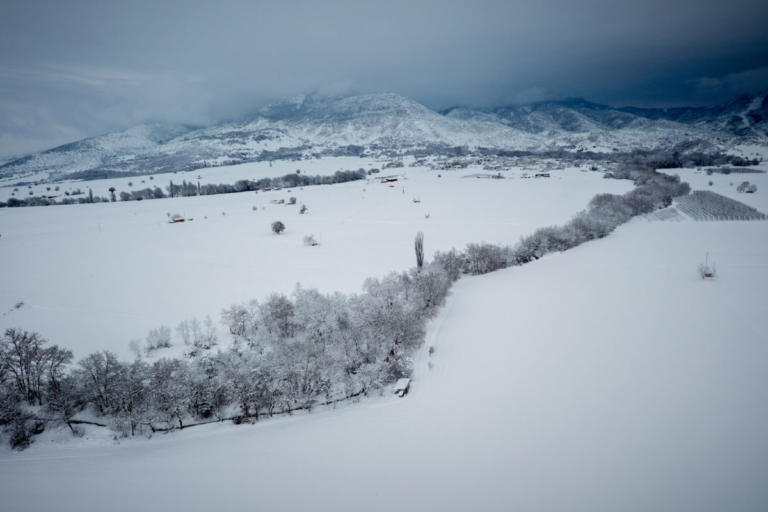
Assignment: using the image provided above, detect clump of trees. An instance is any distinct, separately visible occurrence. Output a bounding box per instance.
[271,221,286,234]
[145,326,172,354]
[0,261,455,448]
[0,329,74,448]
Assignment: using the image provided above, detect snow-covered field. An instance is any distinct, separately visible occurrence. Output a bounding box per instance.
[0,160,631,358]
[2,153,767,511]
[1,210,766,511]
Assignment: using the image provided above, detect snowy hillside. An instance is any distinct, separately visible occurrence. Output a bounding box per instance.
[0,123,197,183]
[620,92,768,138]
[1,92,766,183]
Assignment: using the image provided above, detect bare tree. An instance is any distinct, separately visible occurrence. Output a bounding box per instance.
[0,328,72,406]
[414,231,424,270]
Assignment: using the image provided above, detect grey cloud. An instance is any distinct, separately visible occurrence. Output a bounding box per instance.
[1,0,767,156]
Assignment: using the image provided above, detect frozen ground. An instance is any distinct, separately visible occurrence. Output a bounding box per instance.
[1,214,766,511]
[0,160,630,358]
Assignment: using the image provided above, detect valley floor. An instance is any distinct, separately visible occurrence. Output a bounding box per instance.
[2,216,766,512]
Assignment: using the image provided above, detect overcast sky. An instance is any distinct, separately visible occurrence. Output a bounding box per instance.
[1,0,768,157]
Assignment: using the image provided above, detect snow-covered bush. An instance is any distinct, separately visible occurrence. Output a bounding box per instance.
[303,234,318,246]
[271,221,286,234]
[176,317,218,355]
[145,326,172,353]
[463,243,510,275]
[433,249,465,282]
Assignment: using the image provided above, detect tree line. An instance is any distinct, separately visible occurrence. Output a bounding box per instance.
[434,165,690,274]
[0,170,367,208]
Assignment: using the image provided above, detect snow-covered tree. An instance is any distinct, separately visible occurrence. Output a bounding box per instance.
[145,326,172,354]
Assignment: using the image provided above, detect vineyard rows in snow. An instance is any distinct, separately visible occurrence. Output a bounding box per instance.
[676,190,767,221]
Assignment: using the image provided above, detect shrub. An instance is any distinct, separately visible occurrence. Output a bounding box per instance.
[463,243,510,275]
[145,326,172,353]
[271,221,286,234]
[433,249,465,282]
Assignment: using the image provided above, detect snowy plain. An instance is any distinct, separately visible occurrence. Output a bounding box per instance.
[1,155,767,511]
[1,210,766,512]
[0,159,631,358]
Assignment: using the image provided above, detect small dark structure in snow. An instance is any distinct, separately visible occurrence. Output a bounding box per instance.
[535,172,551,178]
[737,181,758,194]
[169,214,185,223]
[393,378,411,397]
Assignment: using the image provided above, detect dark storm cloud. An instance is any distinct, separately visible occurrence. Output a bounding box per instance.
[1,0,768,156]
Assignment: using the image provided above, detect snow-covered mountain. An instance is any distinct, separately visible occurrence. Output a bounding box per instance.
[1,92,766,183]
[618,92,768,138]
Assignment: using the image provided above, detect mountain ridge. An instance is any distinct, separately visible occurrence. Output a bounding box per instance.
[1,91,766,183]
